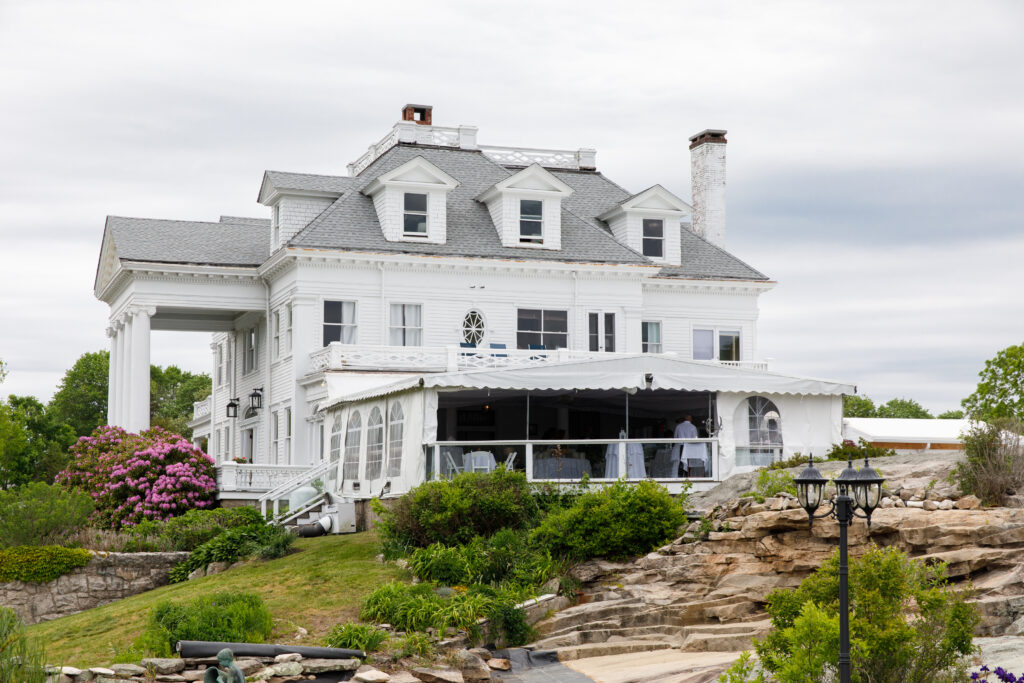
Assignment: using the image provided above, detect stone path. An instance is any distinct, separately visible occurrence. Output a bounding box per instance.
[565,650,737,682]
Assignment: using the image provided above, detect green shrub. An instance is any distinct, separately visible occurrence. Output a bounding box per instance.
[137,591,273,657]
[754,545,977,683]
[0,607,47,683]
[530,480,688,560]
[0,482,94,548]
[159,507,265,551]
[745,469,797,503]
[394,631,433,659]
[323,623,389,652]
[409,544,472,585]
[824,439,895,464]
[955,419,1024,506]
[408,530,556,588]
[374,468,540,554]
[168,524,294,583]
[0,546,92,583]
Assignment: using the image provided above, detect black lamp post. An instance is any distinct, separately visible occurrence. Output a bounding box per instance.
[249,388,263,411]
[793,453,885,683]
[226,398,240,418]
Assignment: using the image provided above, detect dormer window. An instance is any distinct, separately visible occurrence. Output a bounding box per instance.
[403,193,428,236]
[642,219,664,257]
[519,200,543,244]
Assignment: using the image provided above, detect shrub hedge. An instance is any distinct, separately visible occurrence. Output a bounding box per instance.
[137,591,273,657]
[0,482,94,549]
[409,529,555,587]
[168,523,294,583]
[0,546,92,583]
[322,623,388,652]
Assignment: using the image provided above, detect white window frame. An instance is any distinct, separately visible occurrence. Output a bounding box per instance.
[342,412,361,480]
[273,311,282,359]
[242,326,259,375]
[516,308,568,350]
[642,218,664,259]
[223,427,230,460]
[271,410,280,464]
[323,300,357,346]
[519,198,544,244]
[403,192,429,237]
[588,311,616,353]
[284,304,293,354]
[642,321,663,354]
[366,407,385,479]
[215,344,225,384]
[284,407,292,464]
[389,303,423,347]
[693,326,741,362]
[386,401,404,478]
[272,204,281,247]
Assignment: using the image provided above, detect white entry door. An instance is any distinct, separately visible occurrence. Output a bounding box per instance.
[588,312,616,352]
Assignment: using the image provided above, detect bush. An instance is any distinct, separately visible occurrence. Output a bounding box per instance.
[138,591,274,657]
[374,468,540,554]
[168,523,294,583]
[0,482,94,548]
[409,530,556,588]
[955,419,1024,506]
[0,546,92,583]
[754,545,977,683]
[394,631,433,659]
[824,439,895,464]
[159,507,265,551]
[57,426,217,529]
[323,623,389,652]
[0,607,47,683]
[530,480,688,560]
[745,469,797,503]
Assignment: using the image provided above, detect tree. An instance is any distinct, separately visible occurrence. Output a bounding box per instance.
[0,359,7,384]
[6,396,76,483]
[843,394,876,417]
[937,409,965,419]
[0,403,30,489]
[876,397,933,419]
[962,344,1024,423]
[48,351,211,439]
[48,351,110,437]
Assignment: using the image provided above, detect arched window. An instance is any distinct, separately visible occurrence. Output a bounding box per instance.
[329,417,343,464]
[366,407,385,479]
[462,310,485,346]
[343,412,361,480]
[746,396,782,466]
[386,402,404,477]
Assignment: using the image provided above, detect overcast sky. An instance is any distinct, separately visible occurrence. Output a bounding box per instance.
[1,0,1022,414]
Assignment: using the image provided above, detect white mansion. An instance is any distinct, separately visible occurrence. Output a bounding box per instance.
[94,104,851,509]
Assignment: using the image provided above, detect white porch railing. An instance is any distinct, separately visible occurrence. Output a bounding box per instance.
[257,460,333,520]
[216,463,313,492]
[310,344,770,374]
[191,397,212,421]
[425,438,720,490]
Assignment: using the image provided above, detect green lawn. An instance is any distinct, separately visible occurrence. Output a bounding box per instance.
[27,532,410,668]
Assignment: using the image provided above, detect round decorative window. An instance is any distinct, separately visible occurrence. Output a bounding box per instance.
[462,311,485,345]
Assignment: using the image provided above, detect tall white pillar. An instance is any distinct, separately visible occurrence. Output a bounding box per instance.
[120,315,133,427]
[128,307,154,432]
[107,326,118,426]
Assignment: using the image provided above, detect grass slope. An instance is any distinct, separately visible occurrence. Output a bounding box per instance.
[27,532,409,668]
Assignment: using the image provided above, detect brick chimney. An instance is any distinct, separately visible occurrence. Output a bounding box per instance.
[689,129,727,247]
[401,104,432,125]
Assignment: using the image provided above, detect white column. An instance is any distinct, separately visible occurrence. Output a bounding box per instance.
[106,326,118,426]
[128,307,154,432]
[120,315,133,427]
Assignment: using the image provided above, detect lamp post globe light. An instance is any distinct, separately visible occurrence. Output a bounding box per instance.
[793,453,885,683]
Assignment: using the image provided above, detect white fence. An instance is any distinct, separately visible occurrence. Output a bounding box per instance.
[216,463,312,492]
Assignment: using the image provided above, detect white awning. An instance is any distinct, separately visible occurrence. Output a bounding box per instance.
[320,355,854,411]
[843,417,972,444]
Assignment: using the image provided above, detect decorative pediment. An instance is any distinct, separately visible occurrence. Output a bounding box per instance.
[93,223,122,299]
[477,163,574,203]
[363,157,459,245]
[598,185,691,221]
[363,157,459,196]
[597,185,689,266]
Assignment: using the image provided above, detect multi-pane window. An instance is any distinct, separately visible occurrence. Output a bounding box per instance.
[403,193,428,235]
[642,219,664,258]
[642,321,662,353]
[271,410,280,464]
[365,407,384,479]
[243,326,258,374]
[323,301,356,346]
[389,304,422,346]
[284,407,292,464]
[693,328,741,361]
[272,204,280,246]
[588,312,616,352]
[519,199,543,243]
[284,304,292,353]
[215,344,225,384]
[516,309,568,349]
[342,413,361,480]
[213,430,221,461]
[387,402,404,477]
[223,427,230,459]
[273,311,282,359]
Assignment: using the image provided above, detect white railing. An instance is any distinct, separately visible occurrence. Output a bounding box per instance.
[479,145,596,170]
[216,463,313,492]
[735,445,785,468]
[257,460,333,520]
[310,343,770,374]
[192,398,211,420]
[425,438,720,488]
[347,123,471,175]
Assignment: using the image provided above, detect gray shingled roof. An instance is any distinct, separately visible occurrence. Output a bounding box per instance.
[263,170,355,195]
[106,216,269,266]
[659,229,768,281]
[288,145,649,265]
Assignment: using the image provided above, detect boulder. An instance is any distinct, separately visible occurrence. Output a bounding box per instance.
[390,673,423,683]
[274,652,302,663]
[412,668,465,682]
[301,658,362,673]
[111,663,146,676]
[486,658,511,671]
[142,658,186,674]
[452,649,490,681]
[187,567,205,581]
[355,668,392,682]
[956,495,981,510]
[252,661,304,679]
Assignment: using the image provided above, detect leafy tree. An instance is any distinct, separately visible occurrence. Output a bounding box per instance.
[0,482,94,548]
[48,351,110,437]
[875,397,933,419]
[6,396,76,483]
[843,395,876,418]
[937,409,965,419]
[48,351,211,439]
[962,344,1024,423]
[0,403,30,490]
[753,545,977,683]
[0,359,7,384]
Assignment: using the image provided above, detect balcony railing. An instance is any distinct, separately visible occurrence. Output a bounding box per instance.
[309,343,769,374]
[191,397,212,421]
[216,463,313,492]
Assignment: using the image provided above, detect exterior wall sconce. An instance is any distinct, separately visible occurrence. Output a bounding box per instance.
[226,398,240,418]
[249,388,264,412]
[793,454,884,683]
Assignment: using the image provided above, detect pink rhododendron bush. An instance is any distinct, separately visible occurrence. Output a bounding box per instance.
[57,426,217,529]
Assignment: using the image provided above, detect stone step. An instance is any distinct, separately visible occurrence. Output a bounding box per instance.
[534,598,650,635]
[554,639,674,662]
[537,606,677,638]
[532,624,686,649]
[679,620,772,653]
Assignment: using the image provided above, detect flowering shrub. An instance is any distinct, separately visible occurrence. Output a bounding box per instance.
[56,426,217,529]
[974,665,1023,682]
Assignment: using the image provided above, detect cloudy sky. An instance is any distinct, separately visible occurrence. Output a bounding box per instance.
[1,0,1022,414]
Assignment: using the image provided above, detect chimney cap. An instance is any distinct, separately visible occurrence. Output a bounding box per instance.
[402,103,433,111]
[401,104,433,125]
[688,129,728,146]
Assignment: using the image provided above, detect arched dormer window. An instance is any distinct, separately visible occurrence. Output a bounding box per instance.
[387,402,405,477]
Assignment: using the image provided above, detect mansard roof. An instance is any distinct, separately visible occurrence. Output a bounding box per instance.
[103,215,270,266]
[660,229,768,281]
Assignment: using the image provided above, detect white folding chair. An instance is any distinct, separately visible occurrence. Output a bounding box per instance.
[445,452,463,477]
[466,450,495,473]
[504,451,517,470]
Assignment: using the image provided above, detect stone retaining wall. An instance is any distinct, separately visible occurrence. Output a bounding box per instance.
[0,551,190,624]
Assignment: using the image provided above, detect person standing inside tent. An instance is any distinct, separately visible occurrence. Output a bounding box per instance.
[674,415,708,477]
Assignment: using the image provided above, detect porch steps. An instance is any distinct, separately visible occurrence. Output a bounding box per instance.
[678,619,771,652]
[553,639,674,662]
